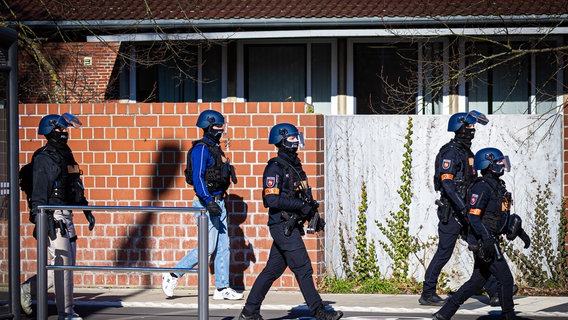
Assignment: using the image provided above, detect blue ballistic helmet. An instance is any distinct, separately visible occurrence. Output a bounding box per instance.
[196,110,224,128]
[447,110,489,132]
[269,123,305,148]
[38,113,82,135]
[474,147,511,173]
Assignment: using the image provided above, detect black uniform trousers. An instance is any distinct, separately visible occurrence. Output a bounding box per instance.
[423,212,461,296]
[437,254,515,318]
[423,209,499,297]
[244,222,322,315]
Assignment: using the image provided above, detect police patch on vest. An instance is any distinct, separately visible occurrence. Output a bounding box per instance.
[442,159,451,169]
[471,193,479,205]
[266,177,276,187]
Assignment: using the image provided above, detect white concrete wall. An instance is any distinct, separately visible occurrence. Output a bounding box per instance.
[324,114,563,289]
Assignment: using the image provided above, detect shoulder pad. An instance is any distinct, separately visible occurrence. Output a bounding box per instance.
[192,139,205,147]
[36,145,60,160]
[267,159,287,173]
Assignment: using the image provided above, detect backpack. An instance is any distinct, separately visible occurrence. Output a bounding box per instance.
[19,146,47,210]
[184,141,205,186]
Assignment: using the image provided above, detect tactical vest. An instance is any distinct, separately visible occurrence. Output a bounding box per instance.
[44,145,86,204]
[185,139,233,193]
[433,141,475,195]
[265,157,305,203]
[478,176,510,235]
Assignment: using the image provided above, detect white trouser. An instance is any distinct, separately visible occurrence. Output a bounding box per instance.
[24,209,77,315]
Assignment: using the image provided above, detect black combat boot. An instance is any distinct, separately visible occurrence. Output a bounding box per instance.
[238,307,264,320]
[432,312,450,320]
[313,306,343,320]
[419,293,446,306]
[489,284,519,307]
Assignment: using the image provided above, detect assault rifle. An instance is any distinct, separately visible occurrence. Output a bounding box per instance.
[282,186,325,237]
[468,237,503,262]
[282,211,304,237]
[298,186,325,235]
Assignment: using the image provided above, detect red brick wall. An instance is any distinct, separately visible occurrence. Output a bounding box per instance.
[19,42,120,103]
[18,102,325,290]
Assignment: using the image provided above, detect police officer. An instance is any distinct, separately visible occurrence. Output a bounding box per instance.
[420,110,489,305]
[21,113,95,320]
[161,110,242,300]
[433,147,530,320]
[238,123,342,320]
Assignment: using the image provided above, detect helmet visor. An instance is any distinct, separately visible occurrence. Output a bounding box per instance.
[466,110,489,126]
[285,132,305,149]
[62,113,82,129]
[212,122,228,136]
[497,156,511,172]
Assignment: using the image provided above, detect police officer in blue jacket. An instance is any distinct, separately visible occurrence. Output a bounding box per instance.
[238,123,342,320]
[161,110,242,300]
[420,111,489,305]
[433,148,530,320]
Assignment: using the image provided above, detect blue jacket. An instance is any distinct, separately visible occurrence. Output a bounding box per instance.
[191,136,223,204]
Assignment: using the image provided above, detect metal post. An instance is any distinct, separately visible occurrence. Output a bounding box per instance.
[31,204,206,319]
[4,25,19,320]
[37,209,48,320]
[197,210,208,320]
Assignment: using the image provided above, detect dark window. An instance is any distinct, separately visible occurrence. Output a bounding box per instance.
[354,43,417,114]
[311,43,331,103]
[202,45,222,102]
[466,41,557,114]
[113,43,224,102]
[245,44,306,102]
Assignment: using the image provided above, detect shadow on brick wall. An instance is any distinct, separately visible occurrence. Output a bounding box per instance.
[227,194,255,290]
[115,141,182,286]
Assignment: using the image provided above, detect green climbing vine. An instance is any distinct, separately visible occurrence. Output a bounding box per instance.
[338,182,380,282]
[322,118,567,296]
[503,178,568,292]
[375,116,421,280]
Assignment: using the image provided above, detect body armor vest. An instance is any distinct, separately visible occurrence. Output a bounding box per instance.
[434,141,475,197]
[479,176,510,235]
[187,139,233,193]
[266,157,305,203]
[44,145,86,204]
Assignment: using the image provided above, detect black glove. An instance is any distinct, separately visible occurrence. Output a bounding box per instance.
[479,237,497,262]
[206,200,222,217]
[307,213,326,234]
[309,200,319,210]
[519,230,531,249]
[47,213,57,241]
[29,208,38,224]
[300,203,313,218]
[316,216,326,232]
[84,210,95,231]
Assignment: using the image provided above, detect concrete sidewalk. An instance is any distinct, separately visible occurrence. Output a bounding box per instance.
[70,288,568,318]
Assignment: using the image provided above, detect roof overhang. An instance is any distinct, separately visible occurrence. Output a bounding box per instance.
[87,26,568,42]
[15,14,568,30]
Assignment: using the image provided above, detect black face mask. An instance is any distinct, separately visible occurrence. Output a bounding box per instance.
[455,126,475,148]
[282,146,298,155]
[490,163,505,177]
[456,126,475,140]
[280,137,299,155]
[205,126,223,142]
[46,131,69,145]
[483,168,503,179]
[282,139,299,150]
